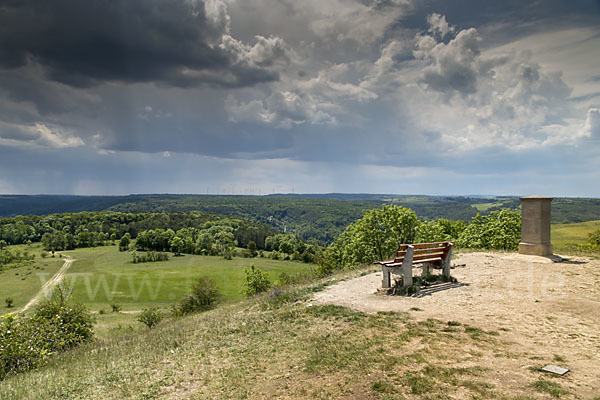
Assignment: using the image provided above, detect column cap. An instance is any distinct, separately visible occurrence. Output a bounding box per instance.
[520,195,554,200]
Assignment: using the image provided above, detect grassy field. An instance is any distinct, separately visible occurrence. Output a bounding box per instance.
[47,245,314,337]
[551,219,600,251]
[0,244,65,314]
[59,246,313,310]
[472,202,503,212]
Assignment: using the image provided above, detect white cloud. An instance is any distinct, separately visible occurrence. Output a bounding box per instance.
[489,27,600,99]
[583,108,600,138]
[0,121,84,149]
[302,0,412,45]
[416,27,480,94]
[366,18,580,151]
[427,13,454,39]
[225,90,338,129]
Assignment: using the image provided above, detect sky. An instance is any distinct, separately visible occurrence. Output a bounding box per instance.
[0,0,599,196]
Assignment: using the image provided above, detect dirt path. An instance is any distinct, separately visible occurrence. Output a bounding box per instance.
[17,257,76,313]
[312,252,600,398]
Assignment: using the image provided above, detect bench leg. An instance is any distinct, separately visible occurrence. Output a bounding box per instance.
[422,263,430,277]
[442,243,454,279]
[382,266,391,288]
[401,245,414,288]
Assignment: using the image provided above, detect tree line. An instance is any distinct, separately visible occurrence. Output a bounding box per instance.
[317,205,521,275]
[0,211,274,252]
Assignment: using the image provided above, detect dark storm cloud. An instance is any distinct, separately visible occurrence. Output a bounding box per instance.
[0,0,278,88]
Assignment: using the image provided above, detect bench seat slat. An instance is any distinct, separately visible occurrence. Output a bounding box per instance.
[380,257,441,268]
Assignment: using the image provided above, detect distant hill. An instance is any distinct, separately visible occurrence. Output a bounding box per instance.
[0,195,132,216]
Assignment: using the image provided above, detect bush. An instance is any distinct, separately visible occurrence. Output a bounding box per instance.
[173,277,221,316]
[111,303,122,313]
[138,308,162,328]
[242,265,271,296]
[588,229,600,246]
[0,286,94,380]
[131,251,169,263]
[5,297,13,308]
[222,247,233,260]
[458,209,521,250]
[246,241,257,257]
[32,289,95,349]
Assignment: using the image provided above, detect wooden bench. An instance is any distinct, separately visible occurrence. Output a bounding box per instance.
[377,241,454,288]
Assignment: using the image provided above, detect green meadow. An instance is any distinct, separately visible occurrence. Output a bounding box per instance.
[472,201,503,212]
[0,244,65,314]
[58,246,313,310]
[551,219,600,251]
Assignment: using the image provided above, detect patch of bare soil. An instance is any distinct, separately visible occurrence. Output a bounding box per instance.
[312,252,600,398]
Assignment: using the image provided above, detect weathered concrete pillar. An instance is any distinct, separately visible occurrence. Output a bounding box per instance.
[519,196,553,256]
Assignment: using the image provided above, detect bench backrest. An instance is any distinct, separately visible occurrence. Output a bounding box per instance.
[393,241,453,264]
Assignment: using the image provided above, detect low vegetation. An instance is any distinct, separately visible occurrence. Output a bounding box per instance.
[0,286,94,380]
[137,308,162,329]
[130,251,169,263]
[172,277,221,316]
[242,265,272,296]
[0,241,35,271]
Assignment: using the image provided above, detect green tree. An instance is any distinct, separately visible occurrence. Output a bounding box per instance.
[170,236,185,256]
[319,205,419,272]
[119,233,131,252]
[247,240,257,257]
[458,209,521,250]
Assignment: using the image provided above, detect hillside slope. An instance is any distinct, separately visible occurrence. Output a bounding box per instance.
[1,252,596,399]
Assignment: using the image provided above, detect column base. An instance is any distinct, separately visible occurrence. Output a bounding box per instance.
[518,242,553,256]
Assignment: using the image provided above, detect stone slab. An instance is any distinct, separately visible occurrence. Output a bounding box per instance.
[541,365,569,376]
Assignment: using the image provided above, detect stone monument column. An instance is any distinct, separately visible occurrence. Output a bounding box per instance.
[518,196,553,256]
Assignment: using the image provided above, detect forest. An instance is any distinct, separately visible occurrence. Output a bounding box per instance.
[0,211,273,251]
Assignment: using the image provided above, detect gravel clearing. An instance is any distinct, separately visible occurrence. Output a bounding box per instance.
[312,251,600,397]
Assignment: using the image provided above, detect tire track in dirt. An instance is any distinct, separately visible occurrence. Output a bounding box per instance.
[17,257,76,313]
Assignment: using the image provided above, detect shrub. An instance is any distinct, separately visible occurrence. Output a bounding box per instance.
[246,241,257,257]
[458,209,521,250]
[222,247,233,260]
[173,277,221,316]
[33,290,95,349]
[138,308,162,328]
[131,251,169,263]
[242,265,271,296]
[588,228,600,246]
[0,286,94,380]
[277,272,292,286]
[111,303,122,313]
[5,297,13,308]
